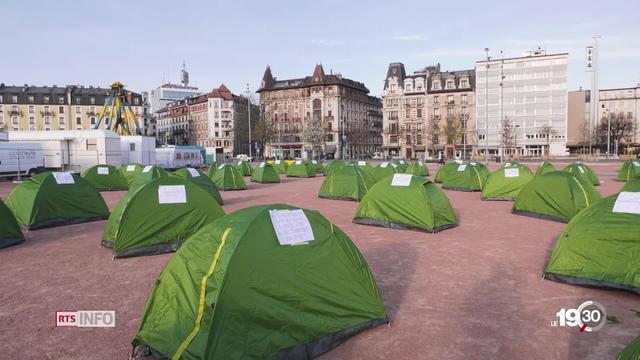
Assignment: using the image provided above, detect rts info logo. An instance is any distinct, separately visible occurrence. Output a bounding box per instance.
[56,310,115,328]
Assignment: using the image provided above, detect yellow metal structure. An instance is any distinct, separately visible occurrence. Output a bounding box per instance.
[94,82,141,135]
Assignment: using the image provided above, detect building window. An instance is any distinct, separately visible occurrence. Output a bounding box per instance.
[29,116,35,125]
[12,116,19,125]
[446,80,454,89]
[28,96,34,103]
[76,106,81,114]
[11,95,18,103]
[90,117,96,125]
[76,117,82,125]
[29,105,34,113]
[462,94,468,104]
[433,108,440,118]
[75,97,81,104]
[59,106,64,113]
[447,95,454,104]
[417,108,422,118]
[461,106,468,115]
[45,116,51,125]
[432,82,441,90]
[433,96,439,104]
[460,79,469,88]
[58,96,64,104]
[405,109,411,118]
[447,107,454,116]
[90,97,95,105]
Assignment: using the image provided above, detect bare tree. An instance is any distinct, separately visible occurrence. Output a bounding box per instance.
[302,115,326,159]
[499,117,515,156]
[253,104,278,158]
[443,114,461,145]
[599,112,634,155]
[425,116,439,157]
[539,125,555,157]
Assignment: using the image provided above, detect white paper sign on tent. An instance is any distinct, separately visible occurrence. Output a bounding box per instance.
[418,161,424,166]
[312,160,318,164]
[612,192,640,214]
[238,161,243,165]
[504,162,512,167]
[260,162,265,168]
[275,160,281,164]
[455,160,463,164]
[391,174,412,187]
[97,167,109,175]
[187,168,200,177]
[633,161,640,167]
[358,161,366,166]
[457,165,467,172]
[143,165,153,173]
[52,172,75,185]
[504,168,520,178]
[470,162,477,166]
[218,164,225,169]
[399,160,405,164]
[295,160,302,165]
[380,162,389,168]
[126,165,136,172]
[391,163,398,168]
[578,166,585,174]
[269,209,315,245]
[158,185,187,204]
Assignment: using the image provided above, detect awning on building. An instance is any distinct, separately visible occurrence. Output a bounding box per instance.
[324,144,337,153]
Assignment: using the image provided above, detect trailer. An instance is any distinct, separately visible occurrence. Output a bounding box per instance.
[120,136,156,165]
[156,146,204,170]
[7,130,121,173]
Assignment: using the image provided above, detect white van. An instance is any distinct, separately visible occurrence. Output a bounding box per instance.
[156,146,204,170]
[0,142,46,178]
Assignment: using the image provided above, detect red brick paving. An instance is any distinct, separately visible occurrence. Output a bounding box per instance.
[0,163,637,360]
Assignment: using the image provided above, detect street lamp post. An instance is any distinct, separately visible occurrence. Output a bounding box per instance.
[246,83,252,161]
[484,48,490,164]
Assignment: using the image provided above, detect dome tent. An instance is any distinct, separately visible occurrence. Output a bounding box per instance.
[326,159,345,176]
[617,336,640,360]
[481,163,534,201]
[616,159,640,182]
[318,164,374,201]
[130,165,169,193]
[309,160,325,175]
[81,164,128,191]
[131,204,387,359]
[512,171,601,222]
[0,199,24,249]
[563,162,600,186]
[370,161,399,183]
[120,163,143,185]
[206,161,218,178]
[235,160,253,176]
[544,191,640,294]
[434,161,463,183]
[403,160,429,176]
[535,161,556,177]
[251,162,281,183]
[393,159,408,172]
[211,164,246,191]
[622,178,640,192]
[352,160,373,174]
[286,160,315,178]
[5,172,109,230]
[271,159,288,174]
[354,174,457,233]
[442,162,490,191]
[102,177,225,258]
[172,167,223,205]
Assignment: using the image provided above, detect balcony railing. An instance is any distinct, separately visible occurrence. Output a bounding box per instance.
[86,111,97,116]
[40,110,55,117]
[10,110,23,116]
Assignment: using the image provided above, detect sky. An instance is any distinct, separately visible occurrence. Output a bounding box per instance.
[1,0,639,98]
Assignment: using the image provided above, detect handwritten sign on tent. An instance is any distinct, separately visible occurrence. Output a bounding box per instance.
[504,168,520,178]
[295,160,302,165]
[126,165,136,172]
[612,192,640,214]
[143,166,153,173]
[275,160,281,164]
[97,167,109,175]
[380,162,389,168]
[358,161,366,166]
[158,185,187,204]
[457,165,467,172]
[391,174,412,187]
[187,168,200,177]
[269,209,315,245]
[52,172,75,185]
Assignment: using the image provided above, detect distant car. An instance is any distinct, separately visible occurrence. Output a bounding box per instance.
[236,154,252,162]
[372,153,383,160]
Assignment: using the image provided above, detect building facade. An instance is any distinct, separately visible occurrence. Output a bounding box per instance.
[257,64,382,159]
[382,63,475,160]
[0,83,145,133]
[598,86,640,146]
[475,50,568,157]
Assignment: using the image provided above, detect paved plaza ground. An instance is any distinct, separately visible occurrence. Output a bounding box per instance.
[0,162,637,359]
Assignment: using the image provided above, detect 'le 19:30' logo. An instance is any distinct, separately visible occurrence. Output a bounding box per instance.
[551,301,606,333]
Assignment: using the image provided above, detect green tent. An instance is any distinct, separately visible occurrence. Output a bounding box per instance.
[393,160,408,172]
[622,178,640,192]
[251,162,281,183]
[130,165,169,193]
[131,204,386,359]
[352,160,373,174]
[235,160,253,176]
[172,167,224,205]
[434,161,463,183]
[544,191,640,294]
[512,171,601,222]
[354,174,457,233]
[318,165,374,201]
[211,164,246,190]
[326,160,345,176]
[310,160,325,175]
[120,163,143,185]
[286,160,315,178]
[102,177,225,258]
[403,160,429,176]
[0,199,24,249]
[535,161,556,176]
[617,336,640,360]
[371,161,400,183]
[563,162,600,186]
[206,161,218,178]
[81,164,128,191]
[442,162,489,191]
[272,159,288,174]
[616,159,640,182]
[5,172,109,230]
[481,163,534,200]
